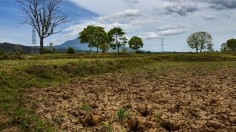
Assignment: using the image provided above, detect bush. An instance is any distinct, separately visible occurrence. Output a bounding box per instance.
[135,50,145,54]
[43,48,54,54]
[66,47,75,54]
[0,49,4,55]
[147,51,152,54]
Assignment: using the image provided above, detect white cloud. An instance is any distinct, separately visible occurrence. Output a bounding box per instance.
[98,9,140,22]
[63,8,158,40]
[142,26,188,40]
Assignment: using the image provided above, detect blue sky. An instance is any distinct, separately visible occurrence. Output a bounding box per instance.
[0,0,236,52]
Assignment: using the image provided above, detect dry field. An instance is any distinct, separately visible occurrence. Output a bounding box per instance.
[24,62,236,131]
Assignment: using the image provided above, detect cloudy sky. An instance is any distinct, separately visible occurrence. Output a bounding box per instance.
[0,0,236,52]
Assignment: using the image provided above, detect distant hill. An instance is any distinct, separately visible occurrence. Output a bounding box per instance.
[55,38,135,53]
[55,38,91,52]
[0,42,38,54]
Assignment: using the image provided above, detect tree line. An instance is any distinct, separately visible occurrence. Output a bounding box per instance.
[79,26,143,53]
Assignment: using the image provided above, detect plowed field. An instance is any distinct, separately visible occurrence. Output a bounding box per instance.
[24,62,236,131]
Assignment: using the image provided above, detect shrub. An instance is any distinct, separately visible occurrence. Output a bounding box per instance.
[0,49,6,60]
[116,107,128,122]
[0,49,4,55]
[147,51,152,54]
[135,50,145,54]
[66,47,75,54]
[42,48,54,54]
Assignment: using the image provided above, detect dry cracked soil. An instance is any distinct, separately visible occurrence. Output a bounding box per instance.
[24,62,236,132]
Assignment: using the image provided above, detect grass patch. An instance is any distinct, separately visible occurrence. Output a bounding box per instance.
[81,103,93,113]
[116,107,128,122]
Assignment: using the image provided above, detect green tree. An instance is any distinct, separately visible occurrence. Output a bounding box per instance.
[226,39,236,51]
[93,26,109,53]
[79,25,96,53]
[49,42,54,51]
[79,25,108,53]
[16,0,69,55]
[128,36,143,52]
[108,27,127,52]
[66,47,75,54]
[187,32,213,53]
[221,43,230,52]
[207,43,214,52]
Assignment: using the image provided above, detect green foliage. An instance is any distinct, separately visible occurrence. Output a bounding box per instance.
[0,52,24,60]
[42,48,54,54]
[79,25,109,53]
[116,107,128,121]
[136,50,146,54]
[147,51,152,54]
[99,42,109,53]
[79,25,96,47]
[80,103,93,112]
[0,49,5,55]
[49,42,54,51]
[108,27,127,52]
[128,36,143,51]
[221,43,230,52]
[187,32,213,53]
[0,49,7,60]
[94,27,109,53]
[227,39,236,51]
[66,47,75,54]
[101,123,114,132]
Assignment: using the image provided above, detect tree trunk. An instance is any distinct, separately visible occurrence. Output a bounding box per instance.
[40,37,44,55]
[89,47,93,53]
[200,43,204,53]
[97,47,99,53]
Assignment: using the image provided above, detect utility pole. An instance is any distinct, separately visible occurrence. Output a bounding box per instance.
[161,38,164,52]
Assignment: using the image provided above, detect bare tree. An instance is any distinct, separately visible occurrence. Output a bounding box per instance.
[16,0,69,54]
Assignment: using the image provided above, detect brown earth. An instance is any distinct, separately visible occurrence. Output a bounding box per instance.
[0,109,18,132]
[24,63,236,131]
